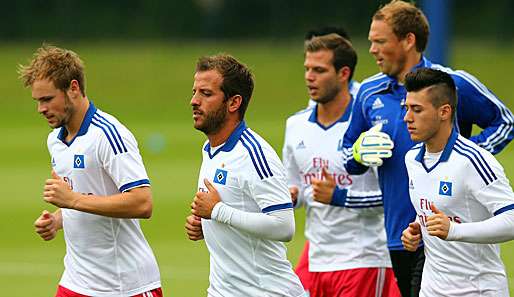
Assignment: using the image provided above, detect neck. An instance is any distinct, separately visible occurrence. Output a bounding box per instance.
[397,52,422,83]
[65,97,90,141]
[317,85,351,127]
[207,117,240,147]
[425,122,453,153]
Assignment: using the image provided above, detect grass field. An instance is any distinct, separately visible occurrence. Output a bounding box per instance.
[0,40,513,296]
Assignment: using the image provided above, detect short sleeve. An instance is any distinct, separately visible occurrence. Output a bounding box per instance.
[470,156,514,216]
[97,126,150,192]
[249,146,293,214]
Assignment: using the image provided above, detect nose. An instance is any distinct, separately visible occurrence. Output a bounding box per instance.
[403,108,412,123]
[190,94,200,107]
[37,101,47,114]
[369,42,378,55]
[305,69,314,82]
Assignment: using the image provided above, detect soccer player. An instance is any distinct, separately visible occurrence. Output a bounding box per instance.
[341,1,514,296]
[185,54,305,297]
[283,34,400,297]
[295,26,361,293]
[401,68,514,296]
[21,45,162,297]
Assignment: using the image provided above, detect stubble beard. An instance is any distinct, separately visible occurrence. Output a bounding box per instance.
[52,93,75,129]
[195,102,228,135]
[313,84,341,105]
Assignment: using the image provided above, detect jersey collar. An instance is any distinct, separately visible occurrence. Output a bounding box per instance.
[203,121,247,158]
[415,127,459,172]
[308,96,353,130]
[57,101,97,146]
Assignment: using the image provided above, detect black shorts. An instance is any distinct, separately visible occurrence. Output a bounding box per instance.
[389,247,425,297]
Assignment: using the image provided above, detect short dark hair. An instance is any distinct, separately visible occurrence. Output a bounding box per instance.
[373,0,430,52]
[304,26,351,41]
[405,68,457,121]
[304,33,357,81]
[196,54,254,120]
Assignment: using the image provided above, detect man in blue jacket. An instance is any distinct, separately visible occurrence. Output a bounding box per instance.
[342,1,514,297]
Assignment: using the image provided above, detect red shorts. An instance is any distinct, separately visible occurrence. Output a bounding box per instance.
[56,285,163,297]
[310,267,401,297]
[294,241,312,291]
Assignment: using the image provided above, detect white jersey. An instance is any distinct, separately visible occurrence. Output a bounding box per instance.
[47,102,161,297]
[198,121,305,297]
[405,130,514,297]
[282,97,391,272]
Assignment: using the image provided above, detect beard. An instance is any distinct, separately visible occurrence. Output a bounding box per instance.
[194,101,228,135]
[312,83,341,104]
[50,93,75,128]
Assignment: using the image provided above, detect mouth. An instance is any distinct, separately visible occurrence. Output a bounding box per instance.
[407,127,416,134]
[192,110,202,120]
[307,86,318,95]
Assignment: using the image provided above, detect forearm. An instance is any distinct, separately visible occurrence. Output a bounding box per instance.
[211,202,295,242]
[446,210,514,243]
[72,187,152,219]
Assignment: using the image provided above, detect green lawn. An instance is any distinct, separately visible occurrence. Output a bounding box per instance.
[0,40,513,296]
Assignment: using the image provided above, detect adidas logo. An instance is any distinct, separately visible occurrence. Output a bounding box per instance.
[296,140,306,149]
[372,97,384,109]
[409,179,414,189]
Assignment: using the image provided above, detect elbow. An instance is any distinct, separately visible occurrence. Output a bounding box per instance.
[278,222,295,242]
[139,202,153,219]
[138,192,153,219]
[281,231,294,242]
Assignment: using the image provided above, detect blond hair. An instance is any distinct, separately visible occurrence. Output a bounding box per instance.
[373,0,430,52]
[18,45,86,95]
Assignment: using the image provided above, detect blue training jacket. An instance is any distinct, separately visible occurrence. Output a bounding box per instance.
[342,56,514,250]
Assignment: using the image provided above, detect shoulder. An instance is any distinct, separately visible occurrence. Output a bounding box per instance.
[92,110,131,135]
[238,128,283,180]
[90,109,135,155]
[46,128,61,148]
[47,128,60,142]
[405,143,423,162]
[452,135,500,186]
[286,106,313,127]
[430,64,484,92]
[357,73,391,103]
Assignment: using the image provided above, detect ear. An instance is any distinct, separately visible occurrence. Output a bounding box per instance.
[67,79,82,98]
[440,104,452,121]
[227,95,242,114]
[403,32,417,52]
[337,66,351,83]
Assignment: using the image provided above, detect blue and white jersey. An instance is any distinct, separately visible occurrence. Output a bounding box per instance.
[283,100,391,272]
[405,129,514,296]
[342,56,514,250]
[47,102,161,296]
[198,121,305,297]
